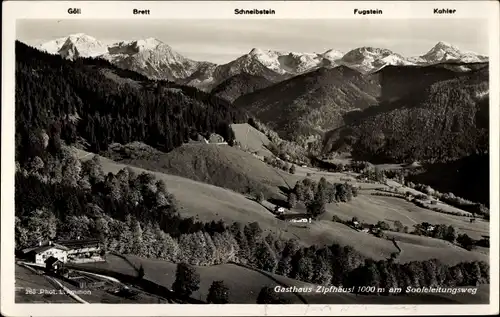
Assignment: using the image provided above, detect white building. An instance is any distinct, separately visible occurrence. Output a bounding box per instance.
[279,213,312,223]
[22,238,104,264]
[290,218,312,223]
[275,207,286,214]
[25,244,69,265]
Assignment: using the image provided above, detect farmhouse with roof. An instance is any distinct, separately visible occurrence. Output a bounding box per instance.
[278,213,312,223]
[56,238,104,263]
[22,242,69,265]
[21,237,105,265]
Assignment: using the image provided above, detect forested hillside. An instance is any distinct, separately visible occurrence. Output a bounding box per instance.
[324,65,489,163]
[233,66,381,142]
[15,41,246,163]
[211,73,273,103]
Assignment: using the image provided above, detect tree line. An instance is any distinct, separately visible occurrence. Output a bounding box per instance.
[288,177,358,217]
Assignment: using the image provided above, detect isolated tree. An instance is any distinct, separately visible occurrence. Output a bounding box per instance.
[335,183,353,202]
[256,286,291,304]
[289,164,296,174]
[351,186,359,197]
[376,221,390,231]
[206,280,230,304]
[255,191,265,204]
[457,234,474,251]
[315,177,329,204]
[137,264,145,280]
[287,192,297,208]
[327,183,337,203]
[374,166,386,182]
[293,181,305,201]
[393,220,404,232]
[172,263,201,298]
[306,199,326,218]
[444,225,457,243]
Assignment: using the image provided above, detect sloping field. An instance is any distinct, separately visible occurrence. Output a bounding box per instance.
[293,166,385,190]
[76,148,300,231]
[326,195,489,240]
[231,123,274,158]
[76,254,488,304]
[75,149,487,265]
[390,186,474,216]
[15,265,77,303]
[114,143,295,197]
[309,221,488,265]
[384,231,458,248]
[76,254,299,303]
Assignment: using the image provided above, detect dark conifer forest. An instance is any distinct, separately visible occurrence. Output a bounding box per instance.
[15,41,245,163]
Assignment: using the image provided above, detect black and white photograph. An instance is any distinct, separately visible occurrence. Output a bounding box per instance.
[2,1,499,315]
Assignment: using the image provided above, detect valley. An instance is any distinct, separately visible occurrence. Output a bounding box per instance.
[74,145,488,265]
[13,36,491,305]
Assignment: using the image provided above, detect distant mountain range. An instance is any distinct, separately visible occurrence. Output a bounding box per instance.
[33,33,488,90]
[16,40,491,205]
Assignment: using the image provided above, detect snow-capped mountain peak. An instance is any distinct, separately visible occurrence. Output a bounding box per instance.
[249,48,268,56]
[339,46,414,73]
[124,38,163,50]
[422,41,462,61]
[39,33,104,56]
[322,49,344,61]
[53,33,108,60]
[33,34,488,91]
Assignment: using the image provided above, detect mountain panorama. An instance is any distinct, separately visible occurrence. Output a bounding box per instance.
[14,31,491,305]
[35,33,488,90]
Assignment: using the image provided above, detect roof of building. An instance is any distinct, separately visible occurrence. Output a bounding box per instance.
[26,244,70,254]
[55,239,100,249]
[279,213,310,220]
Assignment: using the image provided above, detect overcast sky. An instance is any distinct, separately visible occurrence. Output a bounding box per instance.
[17,19,489,64]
